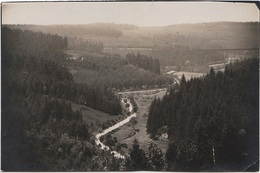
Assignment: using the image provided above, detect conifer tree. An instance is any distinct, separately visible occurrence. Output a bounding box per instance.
[128,139,149,171]
[147,142,165,171]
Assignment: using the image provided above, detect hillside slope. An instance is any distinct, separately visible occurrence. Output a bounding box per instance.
[147,58,259,171]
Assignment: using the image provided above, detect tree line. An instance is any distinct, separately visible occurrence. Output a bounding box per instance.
[7,24,124,38]
[126,52,160,74]
[147,58,259,171]
[68,36,104,53]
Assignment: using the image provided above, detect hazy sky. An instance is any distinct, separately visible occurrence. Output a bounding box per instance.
[2,2,259,26]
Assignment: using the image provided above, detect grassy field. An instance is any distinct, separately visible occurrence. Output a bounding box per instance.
[71,102,126,134]
[112,90,169,153]
[174,71,205,81]
[65,49,104,59]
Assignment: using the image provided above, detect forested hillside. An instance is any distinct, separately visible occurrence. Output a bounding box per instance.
[1,27,122,171]
[67,52,171,90]
[7,22,258,49]
[147,58,259,171]
[6,22,258,72]
[2,27,67,62]
[2,27,122,115]
[6,23,137,38]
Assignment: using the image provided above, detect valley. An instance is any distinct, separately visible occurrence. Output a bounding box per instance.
[113,89,168,152]
[2,19,259,171]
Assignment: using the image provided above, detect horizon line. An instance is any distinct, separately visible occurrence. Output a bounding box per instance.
[3,21,259,28]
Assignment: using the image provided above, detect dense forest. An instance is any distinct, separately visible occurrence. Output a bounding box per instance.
[2,27,67,62]
[147,58,259,171]
[1,27,122,171]
[126,52,160,74]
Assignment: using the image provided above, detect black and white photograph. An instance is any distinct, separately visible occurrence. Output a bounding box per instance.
[1,1,259,171]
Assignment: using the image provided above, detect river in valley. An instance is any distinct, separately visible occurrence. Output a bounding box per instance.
[94,98,136,159]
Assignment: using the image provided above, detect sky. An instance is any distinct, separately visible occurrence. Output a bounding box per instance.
[2,2,259,26]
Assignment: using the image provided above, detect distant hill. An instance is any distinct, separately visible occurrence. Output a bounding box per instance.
[6,22,258,71]
[5,23,138,38]
[162,22,259,49]
[6,22,258,49]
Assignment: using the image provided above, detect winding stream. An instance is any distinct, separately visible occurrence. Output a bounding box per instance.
[94,98,136,159]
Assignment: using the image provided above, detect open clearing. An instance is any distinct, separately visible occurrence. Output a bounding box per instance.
[174,71,205,81]
[72,102,126,133]
[112,90,169,153]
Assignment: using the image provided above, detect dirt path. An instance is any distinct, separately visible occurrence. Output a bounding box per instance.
[94,98,136,159]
